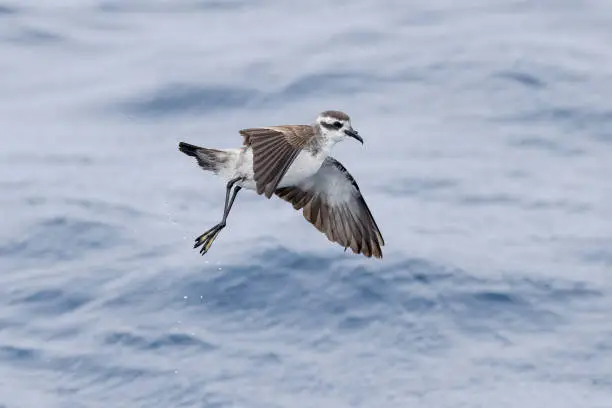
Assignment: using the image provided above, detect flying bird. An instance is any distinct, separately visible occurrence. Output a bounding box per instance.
[178,110,384,258]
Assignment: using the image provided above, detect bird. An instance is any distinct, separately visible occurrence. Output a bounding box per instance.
[178,110,385,258]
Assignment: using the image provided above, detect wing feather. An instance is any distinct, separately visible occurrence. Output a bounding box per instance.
[240,125,314,198]
[275,157,384,259]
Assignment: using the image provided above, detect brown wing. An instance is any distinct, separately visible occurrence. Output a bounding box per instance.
[275,157,385,258]
[239,125,315,198]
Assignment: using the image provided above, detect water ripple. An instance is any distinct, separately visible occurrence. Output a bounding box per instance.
[279,71,379,99]
[0,345,39,363]
[118,83,261,117]
[0,4,17,15]
[6,28,64,46]
[165,246,603,340]
[0,216,123,263]
[103,331,216,352]
[494,70,546,89]
[98,0,249,13]
[11,288,91,316]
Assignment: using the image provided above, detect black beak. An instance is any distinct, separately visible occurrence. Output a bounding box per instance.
[344,128,363,144]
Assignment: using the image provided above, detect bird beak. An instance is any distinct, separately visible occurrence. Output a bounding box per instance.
[344,128,363,144]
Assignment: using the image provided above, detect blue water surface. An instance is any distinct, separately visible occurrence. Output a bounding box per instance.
[1,1,612,407]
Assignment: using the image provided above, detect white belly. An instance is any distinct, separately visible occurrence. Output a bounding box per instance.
[231,148,257,190]
[226,147,324,191]
[277,150,324,188]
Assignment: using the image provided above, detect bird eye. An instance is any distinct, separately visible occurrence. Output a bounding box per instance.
[333,121,343,129]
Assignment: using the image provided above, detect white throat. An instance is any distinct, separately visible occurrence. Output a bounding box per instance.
[317,134,341,157]
[314,124,345,158]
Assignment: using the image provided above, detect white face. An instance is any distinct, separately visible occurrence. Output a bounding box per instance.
[316,114,363,145]
[317,115,351,141]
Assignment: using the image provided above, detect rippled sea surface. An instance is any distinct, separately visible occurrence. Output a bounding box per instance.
[2,1,612,407]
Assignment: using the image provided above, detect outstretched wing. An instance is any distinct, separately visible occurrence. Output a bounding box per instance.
[275,157,385,258]
[239,125,314,198]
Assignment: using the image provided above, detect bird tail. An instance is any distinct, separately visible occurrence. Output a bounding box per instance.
[178,142,229,173]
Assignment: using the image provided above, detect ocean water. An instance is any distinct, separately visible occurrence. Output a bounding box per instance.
[1,0,612,407]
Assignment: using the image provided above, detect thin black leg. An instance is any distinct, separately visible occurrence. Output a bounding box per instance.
[222,177,242,214]
[193,177,243,255]
[220,185,241,226]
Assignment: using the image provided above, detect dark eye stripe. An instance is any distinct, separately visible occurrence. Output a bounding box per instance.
[320,122,336,130]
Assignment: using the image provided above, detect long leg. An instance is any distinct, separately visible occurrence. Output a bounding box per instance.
[194,185,242,254]
[193,177,240,242]
[220,185,241,227]
[193,177,243,255]
[222,177,241,215]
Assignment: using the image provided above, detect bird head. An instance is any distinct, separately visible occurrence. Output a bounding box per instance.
[315,110,363,145]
